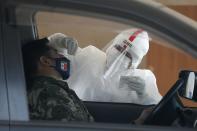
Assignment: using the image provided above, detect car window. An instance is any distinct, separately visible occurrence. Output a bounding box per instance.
[35,11,197,106]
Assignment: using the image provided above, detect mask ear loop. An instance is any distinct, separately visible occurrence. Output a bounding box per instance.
[43,55,57,68]
[39,55,53,67]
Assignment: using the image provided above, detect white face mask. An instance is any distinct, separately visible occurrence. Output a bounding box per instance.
[130,53,142,69]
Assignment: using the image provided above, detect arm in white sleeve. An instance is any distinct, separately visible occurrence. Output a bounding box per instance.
[119,76,146,94]
[48,33,78,55]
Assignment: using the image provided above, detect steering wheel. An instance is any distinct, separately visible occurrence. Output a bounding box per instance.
[143,79,185,126]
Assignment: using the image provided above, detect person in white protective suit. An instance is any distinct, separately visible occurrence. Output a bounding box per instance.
[103,28,162,104]
[47,29,162,105]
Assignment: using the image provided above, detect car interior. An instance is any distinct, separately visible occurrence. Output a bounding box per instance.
[23,9,197,127]
[1,0,197,131]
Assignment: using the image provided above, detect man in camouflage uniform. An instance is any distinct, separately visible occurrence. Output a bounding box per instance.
[22,38,94,122]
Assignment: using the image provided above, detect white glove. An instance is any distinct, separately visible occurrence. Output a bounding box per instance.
[48,33,78,55]
[119,76,145,94]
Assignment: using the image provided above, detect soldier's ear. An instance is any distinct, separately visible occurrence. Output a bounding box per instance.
[40,56,52,66]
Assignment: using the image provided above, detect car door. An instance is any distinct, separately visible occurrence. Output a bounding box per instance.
[0,4,10,131]
[2,0,197,131]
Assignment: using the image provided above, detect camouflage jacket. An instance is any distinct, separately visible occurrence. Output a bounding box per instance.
[27,76,94,122]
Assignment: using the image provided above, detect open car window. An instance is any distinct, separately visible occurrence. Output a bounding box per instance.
[35,11,197,106]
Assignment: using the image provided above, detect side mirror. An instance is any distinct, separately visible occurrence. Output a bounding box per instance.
[178,70,197,102]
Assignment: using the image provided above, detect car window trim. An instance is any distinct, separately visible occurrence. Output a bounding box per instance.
[0,6,10,121]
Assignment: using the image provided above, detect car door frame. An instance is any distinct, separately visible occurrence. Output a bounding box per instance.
[1,3,29,122]
[0,4,10,131]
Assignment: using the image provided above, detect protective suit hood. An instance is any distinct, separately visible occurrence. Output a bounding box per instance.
[105,28,149,70]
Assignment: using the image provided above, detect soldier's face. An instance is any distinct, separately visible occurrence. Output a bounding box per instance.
[46,48,65,64]
[44,48,71,80]
[39,47,64,70]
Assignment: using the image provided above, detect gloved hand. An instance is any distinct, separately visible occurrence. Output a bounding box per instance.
[119,76,145,94]
[48,33,78,55]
